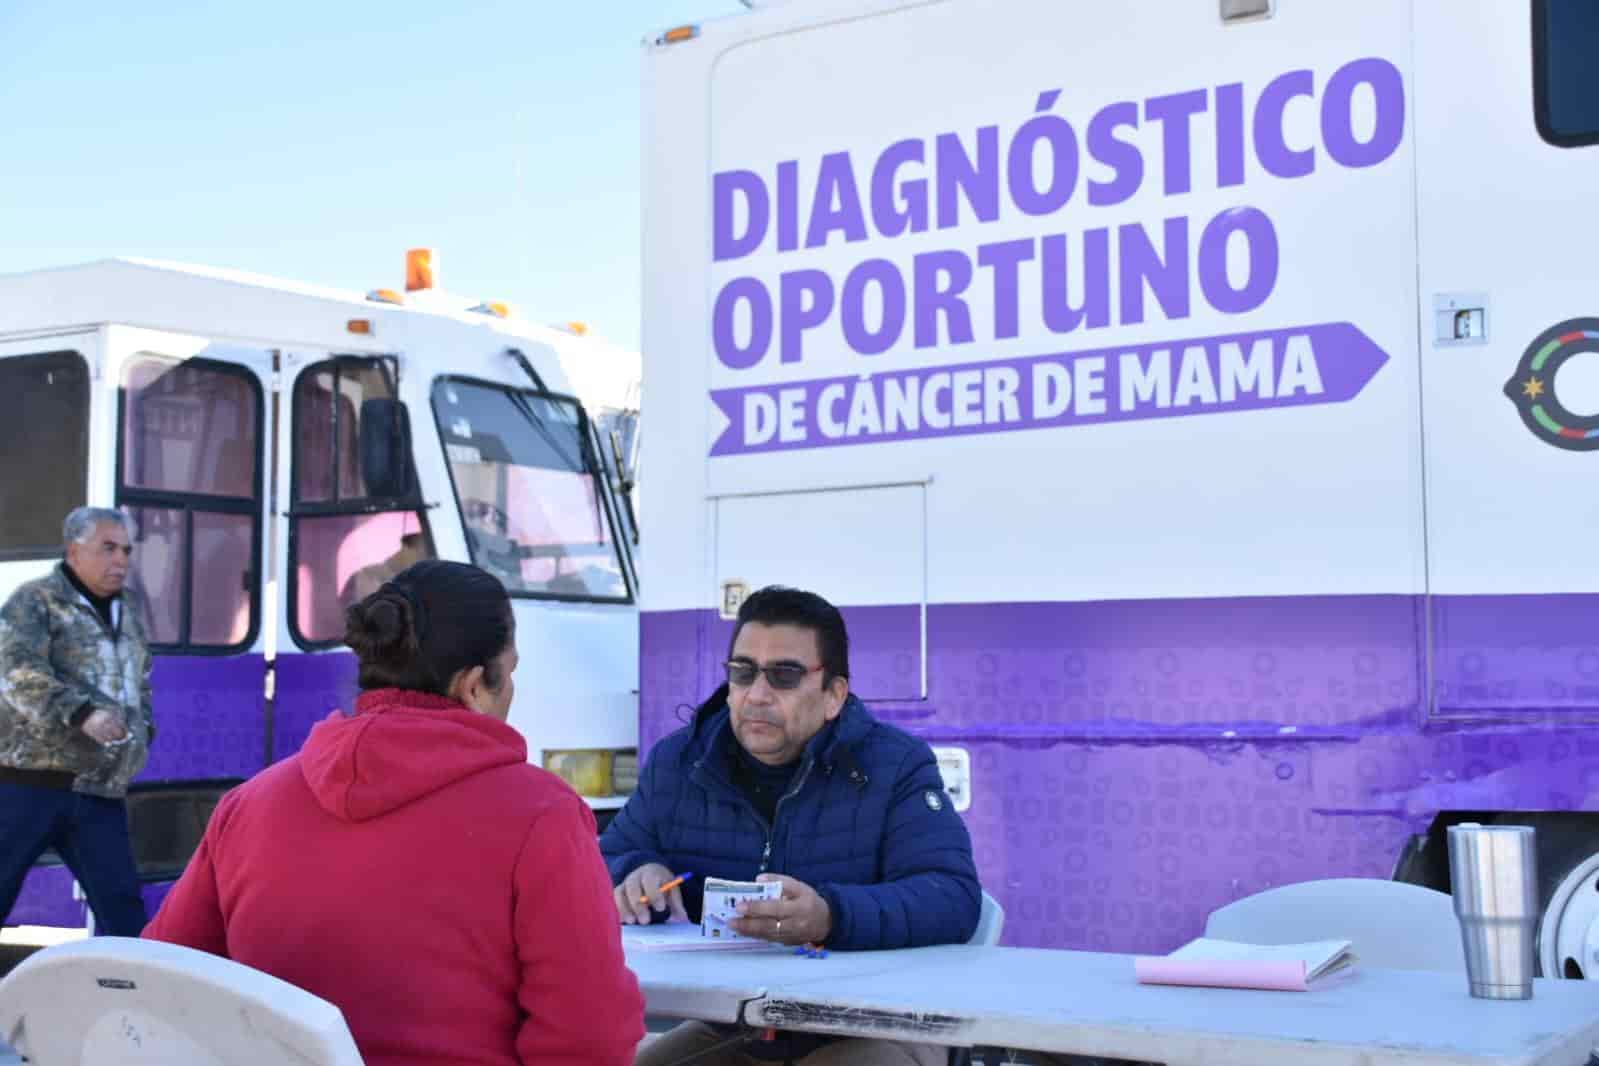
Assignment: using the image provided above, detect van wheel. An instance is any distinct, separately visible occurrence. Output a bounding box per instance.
[1497,814,1599,979]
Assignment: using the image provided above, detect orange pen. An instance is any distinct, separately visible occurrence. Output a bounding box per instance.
[638,871,694,905]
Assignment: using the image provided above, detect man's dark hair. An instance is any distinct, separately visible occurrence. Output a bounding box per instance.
[344,560,514,695]
[728,585,850,684]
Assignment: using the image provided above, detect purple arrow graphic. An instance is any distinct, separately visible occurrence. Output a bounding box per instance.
[709,321,1389,456]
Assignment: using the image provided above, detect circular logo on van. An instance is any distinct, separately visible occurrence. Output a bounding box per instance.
[1505,318,1599,451]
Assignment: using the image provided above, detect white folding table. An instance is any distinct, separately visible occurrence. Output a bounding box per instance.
[627,944,1599,1066]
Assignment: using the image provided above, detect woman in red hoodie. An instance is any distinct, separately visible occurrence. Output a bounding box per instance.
[144,561,644,1065]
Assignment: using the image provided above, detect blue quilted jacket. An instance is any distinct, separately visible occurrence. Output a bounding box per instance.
[601,686,980,951]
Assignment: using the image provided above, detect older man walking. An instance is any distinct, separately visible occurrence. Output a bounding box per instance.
[0,507,154,935]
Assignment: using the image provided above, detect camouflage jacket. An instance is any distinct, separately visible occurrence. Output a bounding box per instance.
[0,565,154,798]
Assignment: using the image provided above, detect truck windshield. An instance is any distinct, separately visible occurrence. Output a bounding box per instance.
[431,377,631,602]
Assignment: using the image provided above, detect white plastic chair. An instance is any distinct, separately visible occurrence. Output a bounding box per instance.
[1204,877,1466,973]
[0,936,364,1065]
[949,891,1006,1066]
[969,889,1005,946]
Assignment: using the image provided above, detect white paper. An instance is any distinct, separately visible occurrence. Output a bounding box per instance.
[622,921,775,952]
[700,878,782,941]
[1169,937,1357,982]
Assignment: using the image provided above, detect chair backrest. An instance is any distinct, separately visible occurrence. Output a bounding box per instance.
[0,937,365,1065]
[1204,878,1465,973]
[969,889,1006,946]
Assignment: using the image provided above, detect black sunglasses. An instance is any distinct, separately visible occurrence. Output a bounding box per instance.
[724,659,823,690]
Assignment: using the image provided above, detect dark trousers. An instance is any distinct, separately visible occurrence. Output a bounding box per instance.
[0,781,147,936]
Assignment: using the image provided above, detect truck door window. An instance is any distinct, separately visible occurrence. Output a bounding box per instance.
[1535,0,1599,147]
[431,378,632,603]
[0,351,88,559]
[289,357,431,647]
[118,356,262,651]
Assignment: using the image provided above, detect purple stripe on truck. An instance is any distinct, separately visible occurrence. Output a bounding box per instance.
[138,654,268,781]
[271,652,359,762]
[641,594,1599,952]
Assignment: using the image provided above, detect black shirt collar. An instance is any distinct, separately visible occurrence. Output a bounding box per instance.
[732,740,801,786]
[61,562,119,629]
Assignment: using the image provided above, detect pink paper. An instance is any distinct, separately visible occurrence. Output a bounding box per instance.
[1133,956,1309,992]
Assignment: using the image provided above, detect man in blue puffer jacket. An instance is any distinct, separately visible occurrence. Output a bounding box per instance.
[604,585,980,1066]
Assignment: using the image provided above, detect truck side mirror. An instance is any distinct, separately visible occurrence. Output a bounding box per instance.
[359,398,413,499]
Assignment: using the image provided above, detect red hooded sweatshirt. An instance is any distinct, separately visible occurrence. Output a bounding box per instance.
[144,689,643,1066]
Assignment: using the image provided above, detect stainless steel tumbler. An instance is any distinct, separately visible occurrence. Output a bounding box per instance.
[1448,823,1539,1000]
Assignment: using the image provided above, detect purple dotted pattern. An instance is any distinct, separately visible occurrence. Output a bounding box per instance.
[270,652,359,762]
[643,595,1599,952]
[1433,594,1599,714]
[15,594,1597,941]
[139,655,269,781]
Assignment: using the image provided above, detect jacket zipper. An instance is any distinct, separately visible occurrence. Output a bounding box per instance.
[692,753,776,869]
[760,759,815,874]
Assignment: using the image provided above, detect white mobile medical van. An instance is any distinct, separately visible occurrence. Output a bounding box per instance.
[640,0,1599,973]
[0,254,639,930]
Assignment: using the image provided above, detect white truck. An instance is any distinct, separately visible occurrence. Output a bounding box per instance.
[639,0,1599,975]
[0,253,640,929]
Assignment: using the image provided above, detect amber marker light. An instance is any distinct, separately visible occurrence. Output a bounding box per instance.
[406,248,435,292]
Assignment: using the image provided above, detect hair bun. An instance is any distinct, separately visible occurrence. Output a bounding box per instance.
[345,560,512,699]
[344,589,421,660]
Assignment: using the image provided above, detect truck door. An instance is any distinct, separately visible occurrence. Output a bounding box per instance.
[107,326,273,784]
[99,325,274,896]
[1415,0,1599,716]
[714,482,926,702]
[271,352,429,758]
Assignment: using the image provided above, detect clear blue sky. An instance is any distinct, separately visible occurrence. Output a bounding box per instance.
[0,1,745,351]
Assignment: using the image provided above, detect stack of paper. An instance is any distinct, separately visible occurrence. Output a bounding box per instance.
[1134,938,1357,992]
[623,877,787,953]
[622,922,777,952]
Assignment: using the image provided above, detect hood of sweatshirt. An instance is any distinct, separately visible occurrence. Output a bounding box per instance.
[299,688,527,822]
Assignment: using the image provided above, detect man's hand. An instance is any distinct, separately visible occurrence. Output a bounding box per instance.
[730,873,832,946]
[81,709,129,745]
[615,862,690,926]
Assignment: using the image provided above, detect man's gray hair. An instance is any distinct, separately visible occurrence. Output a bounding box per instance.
[63,506,130,546]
